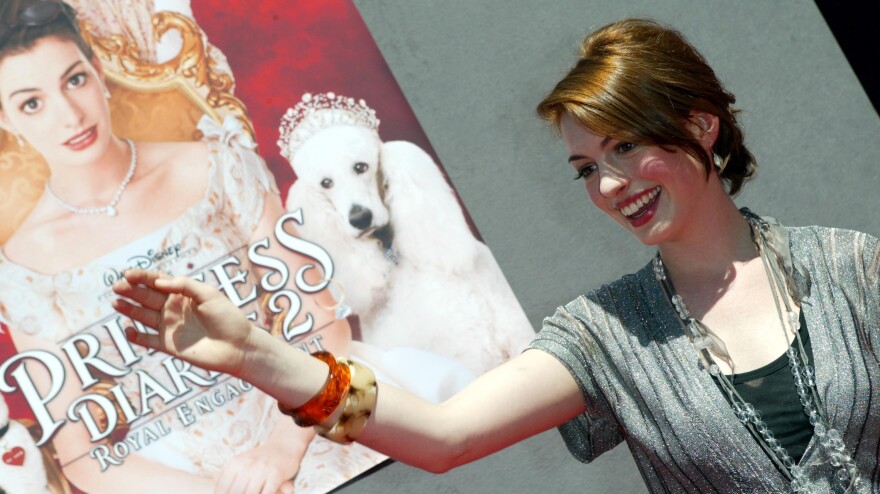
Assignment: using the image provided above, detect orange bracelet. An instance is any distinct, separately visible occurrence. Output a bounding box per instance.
[278,351,351,427]
[315,358,378,444]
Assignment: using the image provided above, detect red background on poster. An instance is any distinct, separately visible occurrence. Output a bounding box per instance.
[192,0,439,200]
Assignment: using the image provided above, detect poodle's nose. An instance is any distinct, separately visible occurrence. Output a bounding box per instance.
[349,205,373,230]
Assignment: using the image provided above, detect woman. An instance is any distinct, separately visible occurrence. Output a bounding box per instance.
[0,1,366,492]
[112,18,879,493]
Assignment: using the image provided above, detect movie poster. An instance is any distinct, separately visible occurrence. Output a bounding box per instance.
[0,1,532,493]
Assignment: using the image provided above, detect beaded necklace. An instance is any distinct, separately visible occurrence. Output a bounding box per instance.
[652,215,860,493]
[45,139,137,217]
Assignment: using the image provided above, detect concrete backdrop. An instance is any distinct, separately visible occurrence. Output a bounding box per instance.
[339,1,880,492]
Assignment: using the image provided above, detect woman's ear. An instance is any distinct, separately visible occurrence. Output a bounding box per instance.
[0,110,15,135]
[687,111,720,149]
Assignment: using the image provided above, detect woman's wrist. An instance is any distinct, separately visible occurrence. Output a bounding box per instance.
[240,327,330,408]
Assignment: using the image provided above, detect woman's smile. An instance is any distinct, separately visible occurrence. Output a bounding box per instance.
[63,124,97,150]
[615,186,661,227]
[559,112,725,247]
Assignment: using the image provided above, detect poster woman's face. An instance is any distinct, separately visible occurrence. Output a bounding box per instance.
[560,113,713,247]
[0,36,111,168]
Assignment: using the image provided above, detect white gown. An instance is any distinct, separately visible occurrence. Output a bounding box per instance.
[0,117,388,492]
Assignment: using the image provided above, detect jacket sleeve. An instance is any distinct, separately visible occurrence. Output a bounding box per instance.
[528,304,623,463]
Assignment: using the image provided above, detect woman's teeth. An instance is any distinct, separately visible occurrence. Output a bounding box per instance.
[620,187,660,217]
[67,127,94,145]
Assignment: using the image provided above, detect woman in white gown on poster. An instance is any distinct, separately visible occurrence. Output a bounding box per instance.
[0,1,383,492]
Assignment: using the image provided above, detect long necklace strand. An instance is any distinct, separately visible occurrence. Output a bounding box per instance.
[45,138,137,217]
[652,216,860,493]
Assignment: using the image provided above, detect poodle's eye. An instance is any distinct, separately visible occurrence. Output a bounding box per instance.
[320,178,333,189]
[354,162,369,174]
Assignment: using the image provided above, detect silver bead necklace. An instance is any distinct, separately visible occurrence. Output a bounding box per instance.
[45,138,137,217]
[653,215,860,493]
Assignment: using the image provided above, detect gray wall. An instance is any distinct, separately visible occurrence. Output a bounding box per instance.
[341,1,880,492]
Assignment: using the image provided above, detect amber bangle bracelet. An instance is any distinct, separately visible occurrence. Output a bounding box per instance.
[315,358,378,444]
[278,351,351,427]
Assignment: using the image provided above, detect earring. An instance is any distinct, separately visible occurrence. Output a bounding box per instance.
[103,87,112,99]
[14,133,25,147]
[713,153,726,174]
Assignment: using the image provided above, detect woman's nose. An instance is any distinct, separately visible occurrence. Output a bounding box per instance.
[598,170,628,198]
[58,95,85,127]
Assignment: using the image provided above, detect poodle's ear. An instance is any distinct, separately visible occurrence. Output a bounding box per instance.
[379,140,479,272]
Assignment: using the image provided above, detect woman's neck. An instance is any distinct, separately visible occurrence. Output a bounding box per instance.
[657,196,755,290]
[47,136,133,206]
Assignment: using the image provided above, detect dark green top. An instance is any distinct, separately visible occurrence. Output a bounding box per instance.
[719,310,814,463]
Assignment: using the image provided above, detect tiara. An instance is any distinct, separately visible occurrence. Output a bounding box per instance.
[277,92,380,160]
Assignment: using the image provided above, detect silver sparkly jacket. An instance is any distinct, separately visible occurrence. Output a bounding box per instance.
[529,222,879,493]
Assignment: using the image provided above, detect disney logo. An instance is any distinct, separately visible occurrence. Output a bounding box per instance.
[128,244,183,269]
[102,244,183,287]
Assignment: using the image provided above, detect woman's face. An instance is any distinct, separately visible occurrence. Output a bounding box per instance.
[560,113,715,247]
[0,36,111,168]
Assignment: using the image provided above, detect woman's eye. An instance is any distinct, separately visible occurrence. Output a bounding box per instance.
[20,98,42,114]
[67,72,87,88]
[573,164,597,181]
[615,141,636,153]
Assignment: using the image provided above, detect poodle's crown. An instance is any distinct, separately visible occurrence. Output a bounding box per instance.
[278,92,380,160]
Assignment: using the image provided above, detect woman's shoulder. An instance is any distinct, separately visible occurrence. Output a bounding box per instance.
[136,140,210,182]
[786,223,877,257]
[193,116,279,198]
[549,261,653,336]
[2,199,73,267]
[126,140,213,223]
[787,223,876,243]
[745,209,877,271]
[565,265,650,310]
[788,223,878,277]
[748,208,875,246]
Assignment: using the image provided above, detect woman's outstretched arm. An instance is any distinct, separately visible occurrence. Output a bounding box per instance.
[112,269,586,473]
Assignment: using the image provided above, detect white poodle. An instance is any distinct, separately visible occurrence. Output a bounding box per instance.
[0,393,50,494]
[280,94,534,376]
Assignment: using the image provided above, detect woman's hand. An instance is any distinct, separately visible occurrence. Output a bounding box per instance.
[213,443,299,494]
[112,269,256,377]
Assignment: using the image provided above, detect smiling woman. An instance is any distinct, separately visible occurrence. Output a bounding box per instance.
[109,16,880,494]
[0,1,357,493]
[1,38,120,194]
[559,112,731,250]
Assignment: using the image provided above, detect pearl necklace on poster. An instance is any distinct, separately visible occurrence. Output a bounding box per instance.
[45,138,137,217]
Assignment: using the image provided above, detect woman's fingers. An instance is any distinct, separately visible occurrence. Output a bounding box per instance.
[113,269,169,310]
[112,280,168,310]
[124,327,163,350]
[260,472,283,494]
[216,463,252,494]
[119,269,217,304]
[154,275,219,305]
[112,298,163,329]
[118,269,166,288]
[278,480,294,494]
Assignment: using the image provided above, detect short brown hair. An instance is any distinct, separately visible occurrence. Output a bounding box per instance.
[537,19,756,195]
